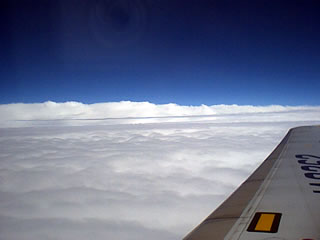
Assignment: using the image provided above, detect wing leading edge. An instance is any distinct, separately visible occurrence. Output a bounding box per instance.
[183,125,320,240]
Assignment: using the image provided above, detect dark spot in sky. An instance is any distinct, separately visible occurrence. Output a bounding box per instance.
[109,5,130,31]
[89,0,146,48]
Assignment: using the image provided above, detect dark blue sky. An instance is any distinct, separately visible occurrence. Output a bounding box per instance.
[2,0,320,105]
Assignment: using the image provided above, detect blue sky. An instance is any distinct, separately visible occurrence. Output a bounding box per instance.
[1,0,320,105]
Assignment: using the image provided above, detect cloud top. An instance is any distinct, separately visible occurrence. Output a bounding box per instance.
[1,101,320,127]
[0,101,320,239]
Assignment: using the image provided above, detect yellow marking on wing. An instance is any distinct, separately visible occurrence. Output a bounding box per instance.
[255,213,275,231]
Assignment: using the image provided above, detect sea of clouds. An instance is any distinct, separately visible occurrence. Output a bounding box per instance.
[0,101,320,240]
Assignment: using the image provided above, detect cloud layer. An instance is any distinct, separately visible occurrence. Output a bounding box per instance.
[1,101,320,127]
[0,101,320,239]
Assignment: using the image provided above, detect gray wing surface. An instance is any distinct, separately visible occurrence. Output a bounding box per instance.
[183,125,320,240]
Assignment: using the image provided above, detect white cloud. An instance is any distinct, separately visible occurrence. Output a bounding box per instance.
[0,101,320,239]
[1,101,320,127]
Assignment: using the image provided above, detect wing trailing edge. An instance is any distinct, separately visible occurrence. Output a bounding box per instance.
[183,125,320,240]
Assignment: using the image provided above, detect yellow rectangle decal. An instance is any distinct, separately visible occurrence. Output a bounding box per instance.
[255,213,275,231]
[247,212,282,233]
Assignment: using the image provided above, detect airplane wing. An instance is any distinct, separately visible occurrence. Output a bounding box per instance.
[183,125,320,240]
